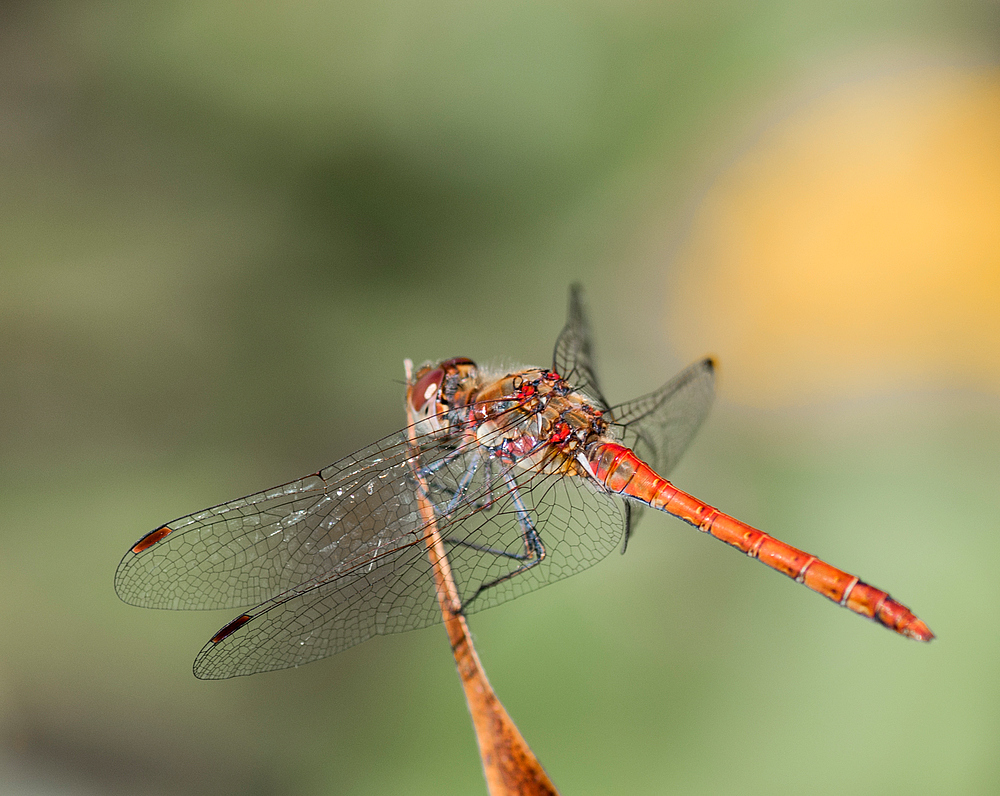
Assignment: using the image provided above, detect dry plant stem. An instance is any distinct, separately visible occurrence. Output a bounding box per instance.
[403,359,559,796]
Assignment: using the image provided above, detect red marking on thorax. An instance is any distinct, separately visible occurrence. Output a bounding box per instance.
[506,434,539,458]
[549,422,571,444]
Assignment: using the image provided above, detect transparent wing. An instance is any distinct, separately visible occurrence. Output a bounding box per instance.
[610,357,715,478]
[192,536,437,678]
[434,462,625,613]
[552,283,610,410]
[606,357,714,545]
[115,425,468,612]
[193,463,626,679]
[117,394,628,679]
[552,283,714,477]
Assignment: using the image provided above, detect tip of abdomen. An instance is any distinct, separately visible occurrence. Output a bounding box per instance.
[902,618,935,642]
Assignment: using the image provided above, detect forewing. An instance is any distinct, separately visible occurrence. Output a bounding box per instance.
[610,357,715,478]
[552,284,610,410]
[115,426,467,611]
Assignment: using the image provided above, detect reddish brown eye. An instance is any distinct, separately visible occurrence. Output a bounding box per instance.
[410,367,444,412]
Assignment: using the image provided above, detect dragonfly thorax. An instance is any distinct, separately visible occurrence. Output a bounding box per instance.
[466,368,610,478]
[411,359,610,478]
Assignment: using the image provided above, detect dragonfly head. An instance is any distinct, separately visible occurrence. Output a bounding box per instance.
[409,357,478,433]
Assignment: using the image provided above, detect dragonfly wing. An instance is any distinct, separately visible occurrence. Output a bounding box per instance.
[609,357,715,478]
[608,357,714,543]
[192,539,438,678]
[552,284,611,411]
[436,462,626,615]
[115,426,470,611]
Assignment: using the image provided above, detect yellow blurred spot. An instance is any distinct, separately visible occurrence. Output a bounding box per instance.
[668,67,1000,406]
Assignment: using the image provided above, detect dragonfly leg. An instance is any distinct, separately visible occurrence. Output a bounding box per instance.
[455,472,546,612]
[415,443,466,478]
[422,449,501,514]
[412,445,474,505]
[444,537,532,561]
[442,448,482,515]
[413,444,500,513]
[414,444,468,499]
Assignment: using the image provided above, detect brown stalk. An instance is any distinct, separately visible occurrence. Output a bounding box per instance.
[403,359,560,796]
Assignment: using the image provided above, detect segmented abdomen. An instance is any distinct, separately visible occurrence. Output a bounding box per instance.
[589,443,933,641]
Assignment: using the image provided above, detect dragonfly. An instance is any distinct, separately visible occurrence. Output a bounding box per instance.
[116,285,933,679]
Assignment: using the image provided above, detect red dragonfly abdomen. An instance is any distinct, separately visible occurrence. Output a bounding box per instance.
[589,442,934,641]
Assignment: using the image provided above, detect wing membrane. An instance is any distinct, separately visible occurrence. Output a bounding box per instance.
[610,357,715,478]
[116,424,468,612]
[552,284,610,410]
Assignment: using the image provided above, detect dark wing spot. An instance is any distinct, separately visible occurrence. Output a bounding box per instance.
[210,614,252,644]
[131,526,173,554]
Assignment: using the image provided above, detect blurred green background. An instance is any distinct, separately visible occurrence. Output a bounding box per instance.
[2,2,999,794]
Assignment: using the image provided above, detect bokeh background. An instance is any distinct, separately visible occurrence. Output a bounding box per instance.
[2,2,998,794]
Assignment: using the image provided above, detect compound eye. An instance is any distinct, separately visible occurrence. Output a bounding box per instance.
[410,367,445,414]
